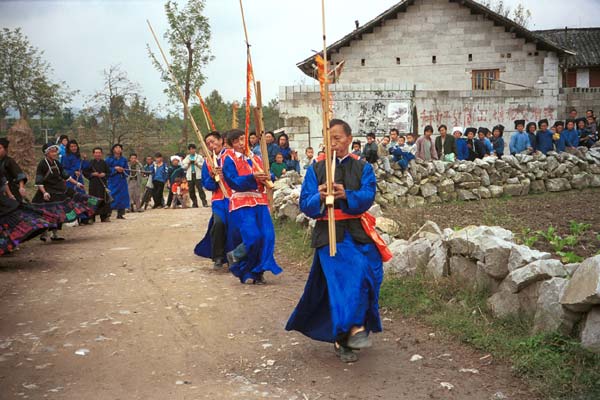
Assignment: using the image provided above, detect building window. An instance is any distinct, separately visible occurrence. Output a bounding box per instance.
[361,58,366,66]
[468,54,473,62]
[396,57,401,65]
[472,69,500,90]
[432,55,437,64]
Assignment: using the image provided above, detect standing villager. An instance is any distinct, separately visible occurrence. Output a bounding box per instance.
[182,144,208,208]
[150,153,169,208]
[127,153,144,213]
[453,127,469,161]
[61,140,88,194]
[32,143,98,241]
[195,131,233,269]
[509,120,532,155]
[222,129,282,284]
[0,167,58,255]
[465,127,485,160]
[415,125,438,161]
[361,133,379,164]
[0,138,28,203]
[286,119,391,363]
[435,125,457,162]
[84,147,112,223]
[141,156,154,210]
[56,135,69,163]
[105,144,130,220]
[536,119,554,155]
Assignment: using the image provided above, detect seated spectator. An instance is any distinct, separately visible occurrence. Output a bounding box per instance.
[263,131,280,164]
[491,125,505,157]
[398,135,406,148]
[300,146,316,176]
[569,108,578,120]
[351,140,362,158]
[453,127,469,161]
[561,119,581,155]
[477,127,493,156]
[509,120,532,155]
[361,133,379,164]
[270,152,287,179]
[577,117,597,148]
[388,129,401,152]
[389,145,415,171]
[435,124,457,162]
[170,177,190,208]
[415,125,438,161]
[587,115,597,137]
[465,127,485,160]
[402,133,417,155]
[378,135,392,174]
[536,119,554,155]
[277,133,300,173]
[249,132,261,155]
[526,122,537,153]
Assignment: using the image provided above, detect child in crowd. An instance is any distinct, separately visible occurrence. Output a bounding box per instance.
[170,177,190,209]
[270,153,287,179]
[351,140,362,158]
[301,147,316,176]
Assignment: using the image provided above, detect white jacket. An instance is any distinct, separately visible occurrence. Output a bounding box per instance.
[182,153,205,181]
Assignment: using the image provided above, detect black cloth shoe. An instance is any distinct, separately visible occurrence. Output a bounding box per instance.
[346,330,372,350]
[117,215,126,220]
[252,273,266,285]
[334,342,358,363]
[213,258,224,270]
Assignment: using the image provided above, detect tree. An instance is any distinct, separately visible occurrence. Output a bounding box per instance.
[148,0,214,148]
[480,1,532,28]
[89,65,140,147]
[0,28,73,120]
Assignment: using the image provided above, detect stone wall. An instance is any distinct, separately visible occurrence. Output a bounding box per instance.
[385,221,600,353]
[328,0,557,91]
[374,147,600,208]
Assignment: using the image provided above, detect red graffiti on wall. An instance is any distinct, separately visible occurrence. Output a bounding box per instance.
[419,105,556,130]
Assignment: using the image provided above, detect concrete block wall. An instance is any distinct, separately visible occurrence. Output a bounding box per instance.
[329,0,550,91]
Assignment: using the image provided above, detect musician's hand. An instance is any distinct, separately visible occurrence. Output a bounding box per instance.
[318,184,327,201]
[333,183,346,200]
[254,172,269,183]
[215,166,224,180]
[115,166,124,173]
[43,192,51,201]
[77,182,84,189]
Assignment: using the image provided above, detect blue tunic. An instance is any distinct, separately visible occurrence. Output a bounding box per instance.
[194,160,233,259]
[62,154,89,194]
[564,129,580,148]
[105,156,130,210]
[222,155,282,283]
[509,131,531,154]
[286,160,383,343]
[536,130,554,155]
[456,138,469,160]
[492,137,505,156]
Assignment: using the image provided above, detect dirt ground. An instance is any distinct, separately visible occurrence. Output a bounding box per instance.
[0,207,537,400]
[387,188,600,259]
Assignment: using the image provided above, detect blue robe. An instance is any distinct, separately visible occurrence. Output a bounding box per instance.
[286,160,383,343]
[194,160,233,259]
[456,138,469,160]
[390,146,415,170]
[509,131,531,154]
[222,155,282,283]
[62,154,89,194]
[536,130,554,155]
[564,129,580,148]
[492,137,505,156]
[105,156,130,210]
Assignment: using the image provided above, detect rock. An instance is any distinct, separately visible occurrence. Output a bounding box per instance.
[383,240,411,274]
[473,237,513,279]
[533,278,580,335]
[426,239,448,278]
[406,238,434,272]
[488,185,504,198]
[560,255,600,312]
[420,183,438,198]
[505,259,568,293]
[506,177,520,185]
[439,191,458,202]
[564,263,580,276]
[518,280,544,316]
[591,175,600,188]
[472,187,491,199]
[273,178,293,190]
[581,307,600,354]
[409,221,442,243]
[433,160,446,174]
[546,178,571,192]
[406,195,425,209]
[508,244,552,272]
[438,178,455,193]
[457,189,479,201]
[488,287,520,318]
[529,180,546,193]
[279,202,300,221]
[546,156,559,172]
[447,226,514,256]
[503,183,524,197]
[449,256,498,292]
[376,217,401,237]
[295,213,309,225]
[368,204,382,218]
[571,173,591,189]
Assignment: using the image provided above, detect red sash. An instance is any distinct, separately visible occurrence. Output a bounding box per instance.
[317,209,393,262]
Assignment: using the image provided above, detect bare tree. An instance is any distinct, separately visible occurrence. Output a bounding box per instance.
[480,0,532,28]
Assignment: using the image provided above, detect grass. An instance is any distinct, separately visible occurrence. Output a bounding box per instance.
[380,272,600,399]
[273,218,314,264]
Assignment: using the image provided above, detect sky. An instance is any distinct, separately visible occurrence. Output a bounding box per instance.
[1,0,599,112]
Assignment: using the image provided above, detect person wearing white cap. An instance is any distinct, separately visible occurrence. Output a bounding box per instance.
[452,127,469,161]
[165,155,184,208]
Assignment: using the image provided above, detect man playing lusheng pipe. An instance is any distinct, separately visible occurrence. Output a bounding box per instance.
[286,119,392,363]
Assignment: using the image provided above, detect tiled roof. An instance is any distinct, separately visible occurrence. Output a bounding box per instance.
[535,28,600,68]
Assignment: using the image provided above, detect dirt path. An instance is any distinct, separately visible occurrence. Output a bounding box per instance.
[0,208,535,399]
